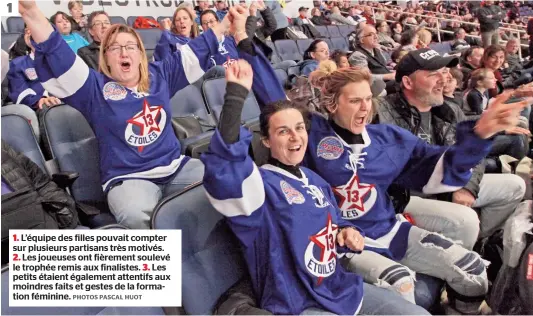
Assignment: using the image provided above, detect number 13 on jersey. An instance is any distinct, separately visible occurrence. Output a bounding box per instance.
[2,1,19,17]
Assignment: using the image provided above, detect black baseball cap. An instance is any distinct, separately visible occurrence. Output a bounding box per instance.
[395,48,459,82]
[299,6,309,11]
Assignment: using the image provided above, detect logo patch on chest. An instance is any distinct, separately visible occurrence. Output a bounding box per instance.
[124,99,166,152]
[24,68,37,80]
[280,180,306,204]
[317,136,344,160]
[103,82,127,101]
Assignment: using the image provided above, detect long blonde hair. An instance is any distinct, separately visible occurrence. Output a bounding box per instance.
[98,24,150,93]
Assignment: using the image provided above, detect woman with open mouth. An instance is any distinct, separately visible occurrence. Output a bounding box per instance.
[201,59,431,316]
[18,0,249,230]
[153,6,199,61]
[233,40,528,314]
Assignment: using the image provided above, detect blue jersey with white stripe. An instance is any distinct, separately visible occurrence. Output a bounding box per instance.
[153,31,190,61]
[7,54,45,108]
[242,50,493,260]
[201,127,364,315]
[33,29,220,191]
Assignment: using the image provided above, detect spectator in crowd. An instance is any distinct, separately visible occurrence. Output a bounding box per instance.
[464,68,496,118]
[300,39,329,76]
[451,27,471,52]
[416,28,432,48]
[443,67,464,106]
[7,27,61,109]
[293,7,313,26]
[329,6,356,25]
[8,29,31,60]
[477,0,504,47]
[201,60,431,316]
[376,20,400,51]
[331,49,349,69]
[399,29,419,51]
[68,0,87,32]
[374,47,526,257]
[461,46,484,86]
[391,21,403,42]
[348,24,396,92]
[154,6,199,61]
[50,11,89,53]
[310,7,331,26]
[504,37,533,82]
[215,0,228,20]
[199,10,239,67]
[18,0,250,229]
[77,11,110,70]
[194,0,210,25]
[481,45,507,98]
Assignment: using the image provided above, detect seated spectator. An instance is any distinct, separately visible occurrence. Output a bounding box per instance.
[376,20,400,51]
[399,29,419,51]
[391,22,403,42]
[300,39,329,76]
[50,11,89,53]
[154,6,199,61]
[329,6,356,25]
[7,27,61,109]
[375,47,526,251]
[348,24,396,92]
[20,0,249,229]
[194,0,210,25]
[199,10,239,67]
[310,7,331,25]
[451,27,471,52]
[504,38,533,83]
[443,67,464,107]
[1,141,79,265]
[77,11,110,70]
[215,0,228,20]
[293,7,313,26]
[460,46,484,85]
[464,68,496,118]
[331,49,349,69]
[416,28,432,48]
[68,0,87,33]
[482,45,507,98]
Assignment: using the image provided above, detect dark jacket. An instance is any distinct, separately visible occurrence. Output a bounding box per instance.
[246,8,276,61]
[374,92,486,199]
[311,15,331,26]
[77,41,100,70]
[351,44,391,75]
[1,140,79,230]
[477,5,503,32]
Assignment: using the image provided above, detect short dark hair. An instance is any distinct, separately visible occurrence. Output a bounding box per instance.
[259,100,310,138]
[200,9,219,23]
[49,11,74,31]
[88,10,109,28]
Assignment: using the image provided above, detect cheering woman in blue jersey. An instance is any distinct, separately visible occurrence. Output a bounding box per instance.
[201,58,431,315]
[224,40,528,313]
[18,0,249,229]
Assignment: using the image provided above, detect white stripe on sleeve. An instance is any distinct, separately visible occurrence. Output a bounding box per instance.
[41,55,90,99]
[180,44,206,85]
[422,152,466,194]
[16,88,36,105]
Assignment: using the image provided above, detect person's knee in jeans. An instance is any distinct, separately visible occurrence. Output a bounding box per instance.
[375,264,417,304]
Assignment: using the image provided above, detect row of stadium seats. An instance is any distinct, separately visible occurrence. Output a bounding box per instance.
[268,37,350,63]
[1,15,174,34]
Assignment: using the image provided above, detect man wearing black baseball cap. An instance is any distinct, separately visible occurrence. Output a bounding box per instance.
[374,47,527,314]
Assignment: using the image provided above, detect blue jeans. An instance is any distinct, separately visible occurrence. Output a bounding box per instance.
[301,283,430,315]
[107,158,204,229]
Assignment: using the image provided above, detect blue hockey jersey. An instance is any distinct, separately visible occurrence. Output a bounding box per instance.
[33,29,220,192]
[7,54,46,108]
[153,30,191,61]
[239,49,493,260]
[201,127,364,315]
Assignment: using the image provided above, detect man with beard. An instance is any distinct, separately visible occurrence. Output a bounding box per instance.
[374,49,526,259]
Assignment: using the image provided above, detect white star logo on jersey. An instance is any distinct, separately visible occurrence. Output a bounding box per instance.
[333,173,377,219]
[124,99,167,152]
[304,213,338,285]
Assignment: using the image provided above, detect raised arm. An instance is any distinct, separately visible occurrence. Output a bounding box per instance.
[19,1,54,43]
[200,60,266,247]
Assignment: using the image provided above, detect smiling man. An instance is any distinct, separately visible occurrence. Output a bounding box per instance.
[374,49,526,270]
[77,11,111,69]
